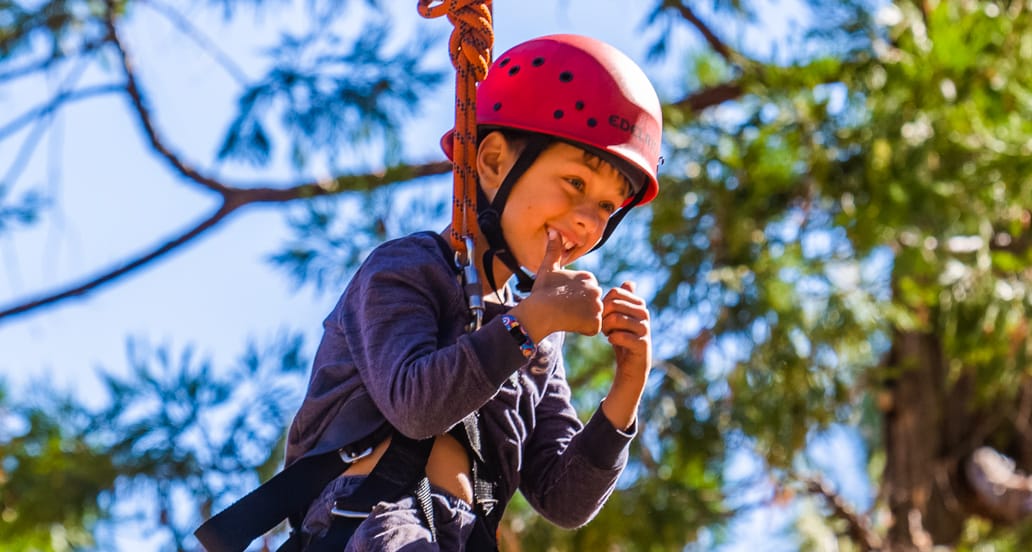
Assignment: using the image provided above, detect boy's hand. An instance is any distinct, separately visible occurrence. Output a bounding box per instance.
[602,282,652,378]
[600,280,652,431]
[513,229,603,340]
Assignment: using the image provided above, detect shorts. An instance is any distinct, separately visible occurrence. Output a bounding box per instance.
[301,475,478,551]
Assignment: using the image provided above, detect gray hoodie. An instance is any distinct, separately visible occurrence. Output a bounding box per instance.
[285,232,634,528]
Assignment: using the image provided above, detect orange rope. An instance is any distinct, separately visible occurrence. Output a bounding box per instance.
[417,0,494,262]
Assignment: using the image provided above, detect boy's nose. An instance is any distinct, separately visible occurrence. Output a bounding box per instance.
[570,200,605,240]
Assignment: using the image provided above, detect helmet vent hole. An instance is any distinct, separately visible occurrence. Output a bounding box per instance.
[575,101,585,110]
[587,118,598,127]
[554,110,564,119]
[493,102,502,111]
[499,58,511,67]
[532,57,545,67]
[559,71,573,82]
[508,65,521,76]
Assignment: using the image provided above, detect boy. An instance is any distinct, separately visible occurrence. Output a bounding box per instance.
[196,33,662,552]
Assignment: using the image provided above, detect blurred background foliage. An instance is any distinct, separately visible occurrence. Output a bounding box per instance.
[4,0,1032,550]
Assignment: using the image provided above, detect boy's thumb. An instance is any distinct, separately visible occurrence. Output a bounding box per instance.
[541,229,563,273]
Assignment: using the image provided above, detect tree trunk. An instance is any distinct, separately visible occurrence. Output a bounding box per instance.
[881,330,1032,550]
[882,330,971,550]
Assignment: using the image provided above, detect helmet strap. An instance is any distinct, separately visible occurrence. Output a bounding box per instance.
[476,135,551,293]
[589,183,648,252]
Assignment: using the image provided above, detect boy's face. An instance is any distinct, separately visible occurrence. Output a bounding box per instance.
[494,140,631,272]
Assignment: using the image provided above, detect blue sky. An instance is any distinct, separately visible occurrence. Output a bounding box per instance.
[0,0,857,549]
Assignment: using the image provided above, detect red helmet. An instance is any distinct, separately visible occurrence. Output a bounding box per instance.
[441,34,662,205]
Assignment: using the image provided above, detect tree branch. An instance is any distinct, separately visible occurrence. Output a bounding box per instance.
[671,81,744,113]
[0,159,453,323]
[3,57,96,184]
[0,203,238,322]
[0,84,124,141]
[105,10,231,195]
[2,102,52,187]
[804,475,883,551]
[0,3,458,323]
[242,161,454,202]
[0,39,104,83]
[668,1,735,62]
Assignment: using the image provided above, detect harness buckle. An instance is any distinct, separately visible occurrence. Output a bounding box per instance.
[477,497,499,517]
[329,442,377,520]
[339,445,374,464]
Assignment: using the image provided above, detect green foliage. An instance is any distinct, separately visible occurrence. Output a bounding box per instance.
[0,380,114,551]
[647,0,1032,549]
[0,0,105,59]
[217,19,445,170]
[0,334,307,551]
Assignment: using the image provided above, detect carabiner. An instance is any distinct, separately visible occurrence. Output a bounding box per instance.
[461,235,484,332]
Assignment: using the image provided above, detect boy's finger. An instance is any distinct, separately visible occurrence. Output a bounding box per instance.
[540,229,564,273]
[603,297,647,317]
[604,286,645,308]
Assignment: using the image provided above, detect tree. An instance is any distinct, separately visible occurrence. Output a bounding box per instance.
[5,0,1032,550]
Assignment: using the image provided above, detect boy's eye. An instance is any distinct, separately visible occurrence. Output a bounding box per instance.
[565,177,585,191]
[600,201,617,215]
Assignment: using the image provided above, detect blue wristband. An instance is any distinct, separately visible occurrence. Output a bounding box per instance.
[501,313,536,359]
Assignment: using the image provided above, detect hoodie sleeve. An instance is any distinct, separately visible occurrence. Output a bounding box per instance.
[517,354,636,528]
[336,237,529,439]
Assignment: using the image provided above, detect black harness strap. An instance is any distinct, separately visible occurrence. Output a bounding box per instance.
[305,433,435,551]
[194,423,393,552]
[194,450,347,552]
[450,413,503,551]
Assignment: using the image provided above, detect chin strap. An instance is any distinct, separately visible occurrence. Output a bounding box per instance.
[590,181,648,253]
[476,136,551,293]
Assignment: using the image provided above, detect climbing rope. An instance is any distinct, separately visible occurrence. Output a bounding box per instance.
[417,0,493,260]
[417,0,494,330]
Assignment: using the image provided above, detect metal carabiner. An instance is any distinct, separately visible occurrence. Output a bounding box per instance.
[460,235,484,332]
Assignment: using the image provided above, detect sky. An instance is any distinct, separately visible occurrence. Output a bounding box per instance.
[0,0,867,549]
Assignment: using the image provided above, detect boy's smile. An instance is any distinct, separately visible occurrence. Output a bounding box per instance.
[493,140,630,273]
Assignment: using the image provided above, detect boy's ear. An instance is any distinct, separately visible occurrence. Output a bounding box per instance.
[476,131,516,201]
